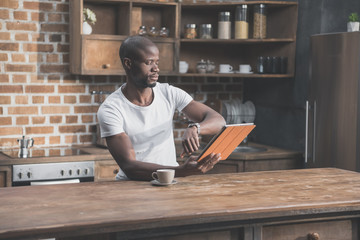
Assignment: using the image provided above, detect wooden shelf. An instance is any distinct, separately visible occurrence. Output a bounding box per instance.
[177,73,294,78]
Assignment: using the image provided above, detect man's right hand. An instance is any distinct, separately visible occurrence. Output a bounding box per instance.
[178,153,221,176]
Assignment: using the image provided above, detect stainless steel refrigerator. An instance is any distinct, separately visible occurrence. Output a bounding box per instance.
[306,32,360,172]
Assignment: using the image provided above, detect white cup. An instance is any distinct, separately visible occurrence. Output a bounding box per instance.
[152,169,175,184]
[219,64,233,73]
[239,64,252,73]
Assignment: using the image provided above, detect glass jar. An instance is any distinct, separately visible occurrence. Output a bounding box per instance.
[218,12,231,39]
[148,26,158,37]
[138,26,147,36]
[253,4,267,39]
[159,27,169,38]
[185,24,197,39]
[235,5,248,39]
[200,24,213,39]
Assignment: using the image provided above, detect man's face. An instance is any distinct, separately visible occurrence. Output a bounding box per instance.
[129,45,160,88]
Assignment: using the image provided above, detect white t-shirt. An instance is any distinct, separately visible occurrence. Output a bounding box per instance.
[97,83,193,180]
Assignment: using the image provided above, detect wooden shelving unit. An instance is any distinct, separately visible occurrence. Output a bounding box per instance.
[69,0,298,78]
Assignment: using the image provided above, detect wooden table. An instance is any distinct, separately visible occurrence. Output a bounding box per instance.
[0,168,359,240]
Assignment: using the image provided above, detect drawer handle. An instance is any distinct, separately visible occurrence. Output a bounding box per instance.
[307,232,320,240]
[103,64,111,69]
[113,169,119,174]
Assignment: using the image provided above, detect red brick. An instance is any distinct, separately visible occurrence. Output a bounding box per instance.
[0,85,22,93]
[64,96,76,104]
[57,44,69,52]
[0,53,8,61]
[29,54,43,63]
[13,11,28,20]
[31,12,45,22]
[23,1,53,11]
[63,54,69,63]
[0,32,11,40]
[59,125,86,133]
[0,9,9,19]
[82,115,93,123]
[40,23,67,33]
[23,43,54,52]
[65,135,77,144]
[0,138,18,148]
[15,95,28,104]
[12,53,26,62]
[46,54,59,63]
[13,74,27,83]
[50,116,62,124]
[5,64,36,72]
[40,64,67,73]
[48,13,62,22]
[42,106,69,114]
[0,96,11,104]
[58,85,85,93]
[0,74,9,83]
[25,85,54,93]
[32,96,44,104]
[16,116,29,125]
[32,137,45,145]
[0,127,22,136]
[0,117,12,125]
[49,136,60,144]
[30,75,45,83]
[66,116,78,124]
[26,126,54,134]
[80,134,93,143]
[48,96,60,104]
[49,34,61,42]
[8,106,38,115]
[32,116,45,124]
[80,95,91,103]
[6,22,37,31]
[0,0,19,9]
[56,3,69,12]
[15,33,29,41]
[74,106,99,114]
[31,33,45,42]
[0,43,19,51]
[48,75,61,82]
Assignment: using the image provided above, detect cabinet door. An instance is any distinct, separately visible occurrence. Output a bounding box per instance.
[0,166,12,187]
[83,37,124,75]
[262,220,353,240]
[95,160,119,182]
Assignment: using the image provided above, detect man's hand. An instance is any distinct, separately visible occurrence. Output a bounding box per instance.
[181,126,200,158]
[179,153,221,176]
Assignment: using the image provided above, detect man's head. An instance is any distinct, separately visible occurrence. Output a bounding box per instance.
[119,36,160,88]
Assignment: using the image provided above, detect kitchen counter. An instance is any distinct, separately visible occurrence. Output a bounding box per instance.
[0,168,359,240]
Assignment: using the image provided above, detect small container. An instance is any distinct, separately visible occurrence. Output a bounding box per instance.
[257,56,265,74]
[185,24,197,39]
[200,24,213,39]
[235,5,248,39]
[138,26,147,36]
[218,12,231,39]
[280,57,288,74]
[253,4,267,39]
[196,59,207,74]
[148,26,158,37]
[159,27,169,38]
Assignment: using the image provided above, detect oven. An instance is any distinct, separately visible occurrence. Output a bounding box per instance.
[12,161,94,186]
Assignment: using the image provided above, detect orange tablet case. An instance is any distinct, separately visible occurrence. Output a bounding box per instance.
[197,123,256,162]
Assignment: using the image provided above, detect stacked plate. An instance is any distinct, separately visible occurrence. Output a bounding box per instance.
[221,99,255,124]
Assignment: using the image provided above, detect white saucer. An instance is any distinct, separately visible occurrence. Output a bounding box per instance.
[151,179,177,186]
[236,71,253,74]
[218,71,234,74]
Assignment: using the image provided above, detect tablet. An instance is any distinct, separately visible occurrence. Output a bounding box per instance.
[197,123,256,162]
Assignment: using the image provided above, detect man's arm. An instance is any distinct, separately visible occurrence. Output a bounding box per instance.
[106,132,221,181]
[181,100,226,155]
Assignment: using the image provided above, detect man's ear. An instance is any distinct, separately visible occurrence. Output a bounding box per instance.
[123,58,131,71]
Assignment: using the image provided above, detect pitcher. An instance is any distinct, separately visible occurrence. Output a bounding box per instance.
[17,136,34,158]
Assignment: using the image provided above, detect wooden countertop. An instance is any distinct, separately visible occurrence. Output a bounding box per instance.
[0,168,359,239]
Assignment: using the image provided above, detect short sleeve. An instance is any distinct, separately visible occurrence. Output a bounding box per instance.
[97,103,124,138]
[168,85,193,111]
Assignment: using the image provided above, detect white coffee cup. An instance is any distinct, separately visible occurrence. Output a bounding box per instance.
[239,64,252,73]
[179,61,189,73]
[219,64,233,73]
[152,169,175,184]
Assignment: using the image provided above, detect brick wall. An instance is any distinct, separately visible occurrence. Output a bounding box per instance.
[0,0,243,149]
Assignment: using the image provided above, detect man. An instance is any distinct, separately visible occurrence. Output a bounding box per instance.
[97,36,225,181]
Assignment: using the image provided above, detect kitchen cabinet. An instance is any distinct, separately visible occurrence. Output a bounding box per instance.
[94,160,119,181]
[0,166,11,187]
[70,0,297,78]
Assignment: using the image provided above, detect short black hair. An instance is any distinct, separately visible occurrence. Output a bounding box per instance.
[119,36,156,67]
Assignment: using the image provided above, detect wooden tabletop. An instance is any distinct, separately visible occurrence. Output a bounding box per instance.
[1,168,360,239]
